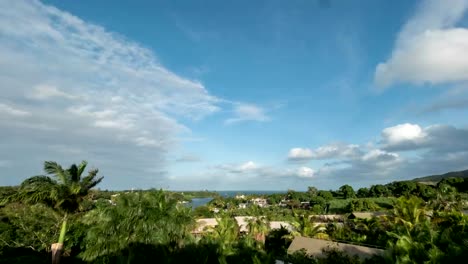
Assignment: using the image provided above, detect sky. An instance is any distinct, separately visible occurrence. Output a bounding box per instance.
[1,0,468,191]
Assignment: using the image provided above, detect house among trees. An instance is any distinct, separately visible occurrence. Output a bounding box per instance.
[193,217,292,234]
[287,236,384,260]
[251,198,268,207]
[347,212,386,220]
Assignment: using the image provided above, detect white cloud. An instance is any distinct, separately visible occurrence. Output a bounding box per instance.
[224,103,270,125]
[361,149,400,165]
[375,0,468,87]
[194,161,319,189]
[0,103,31,117]
[296,166,315,178]
[0,0,225,188]
[217,161,259,173]
[382,123,468,152]
[288,148,313,161]
[239,161,258,171]
[288,143,361,161]
[176,123,468,190]
[30,84,78,100]
[381,123,427,145]
[311,143,361,160]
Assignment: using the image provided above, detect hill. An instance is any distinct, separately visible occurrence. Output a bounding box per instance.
[412,169,468,183]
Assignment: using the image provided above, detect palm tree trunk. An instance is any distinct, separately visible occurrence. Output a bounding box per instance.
[52,215,67,264]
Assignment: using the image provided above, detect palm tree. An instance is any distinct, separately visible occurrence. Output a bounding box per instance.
[11,160,103,264]
[204,213,239,257]
[80,190,195,262]
[290,212,328,239]
[246,216,270,245]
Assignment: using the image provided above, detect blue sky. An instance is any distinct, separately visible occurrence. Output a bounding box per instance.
[1,0,468,190]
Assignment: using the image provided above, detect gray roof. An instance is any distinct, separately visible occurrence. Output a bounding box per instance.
[288,236,384,260]
[349,212,386,219]
[193,217,293,233]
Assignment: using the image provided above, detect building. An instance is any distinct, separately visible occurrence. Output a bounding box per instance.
[193,218,218,234]
[251,198,268,207]
[193,217,293,234]
[270,221,293,231]
[348,212,386,220]
[309,214,344,222]
[288,236,384,260]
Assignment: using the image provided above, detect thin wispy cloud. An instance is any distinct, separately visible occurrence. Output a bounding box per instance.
[224,103,270,125]
[0,0,223,188]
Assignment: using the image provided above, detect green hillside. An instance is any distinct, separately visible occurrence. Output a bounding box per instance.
[412,169,468,183]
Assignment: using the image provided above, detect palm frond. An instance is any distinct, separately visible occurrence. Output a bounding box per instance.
[16,176,60,207]
[44,161,69,185]
[85,177,104,190]
[68,164,79,182]
[77,160,88,178]
[20,175,57,188]
[80,168,103,191]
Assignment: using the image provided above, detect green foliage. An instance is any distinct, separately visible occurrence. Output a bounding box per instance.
[3,168,468,264]
[80,190,194,261]
[317,191,333,200]
[265,226,292,257]
[193,205,215,218]
[0,204,60,252]
[339,185,356,199]
[10,160,103,214]
[307,187,318,197]
[356,188,370,198]
[384,196,468,263]
[310,196,326,207]
[369,185,390,197]
[388,181,417,197]
[345,199,379,213]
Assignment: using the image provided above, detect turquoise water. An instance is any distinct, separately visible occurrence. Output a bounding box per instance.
[189,197,213,208]
[187,190,286,208]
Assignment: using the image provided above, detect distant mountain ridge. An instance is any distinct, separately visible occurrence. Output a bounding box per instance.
[412,169,468,183]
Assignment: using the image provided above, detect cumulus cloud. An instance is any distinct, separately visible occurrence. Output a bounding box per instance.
[216,161,259,174]
[224,103,270,125]
[381,123,468,152]
[177,161,319,189]
[380,123,427,150]
[239,161,258,171]
[313,123,468,186]
[173,121,468,189]
[288,143,362,161]
[175,122,468,190]
[288,148,313,161]
[375,0,468,87]
[296,166,315,178]
[361,149,400,165]
[0,0,226,188]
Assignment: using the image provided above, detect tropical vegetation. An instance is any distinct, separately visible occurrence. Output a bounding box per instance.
[1,161,468,263]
